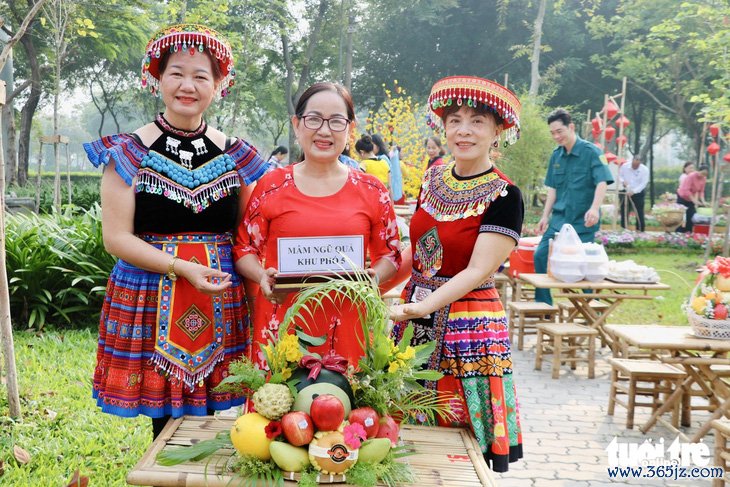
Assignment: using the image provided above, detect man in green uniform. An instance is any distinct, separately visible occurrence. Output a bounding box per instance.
[534,109,614,304]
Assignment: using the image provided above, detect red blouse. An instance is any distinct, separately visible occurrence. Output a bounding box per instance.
[410,164,523,278]
[234,166,402,368]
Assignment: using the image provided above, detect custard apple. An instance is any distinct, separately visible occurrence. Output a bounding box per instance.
[252,383,294,420]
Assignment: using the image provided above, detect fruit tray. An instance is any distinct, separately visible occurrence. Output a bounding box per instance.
[126,415,497,486]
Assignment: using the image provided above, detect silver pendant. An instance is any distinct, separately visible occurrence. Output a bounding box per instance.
[179,150,194,170]
[191,138,208,156]
[165,136,181,155]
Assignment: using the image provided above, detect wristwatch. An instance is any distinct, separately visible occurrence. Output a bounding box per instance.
[167,256,179,281]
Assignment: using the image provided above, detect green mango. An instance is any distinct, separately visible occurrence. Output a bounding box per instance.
[357,438,391,464]
[269,441,310,472]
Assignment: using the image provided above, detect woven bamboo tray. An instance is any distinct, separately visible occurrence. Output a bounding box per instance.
[126,415,498,487]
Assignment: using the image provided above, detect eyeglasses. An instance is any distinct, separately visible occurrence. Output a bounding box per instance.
[300,115,350,132]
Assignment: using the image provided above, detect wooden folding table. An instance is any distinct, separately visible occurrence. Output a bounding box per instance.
[605,324,730,442]
[516,273,670,344]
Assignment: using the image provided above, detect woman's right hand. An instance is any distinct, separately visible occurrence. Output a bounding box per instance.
[259,267,283,304]
[176,259,232,295]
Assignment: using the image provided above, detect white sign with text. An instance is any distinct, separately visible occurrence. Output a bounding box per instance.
[277,235,364,275]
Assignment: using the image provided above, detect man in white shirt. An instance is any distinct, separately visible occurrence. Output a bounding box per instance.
[619,156,650,231]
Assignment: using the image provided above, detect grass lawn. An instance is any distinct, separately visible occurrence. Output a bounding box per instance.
[0,329,148,485]
[0,250,709,484]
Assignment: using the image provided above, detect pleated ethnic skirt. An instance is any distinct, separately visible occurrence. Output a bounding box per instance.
[92,233,248,418]
[392,271,523,472]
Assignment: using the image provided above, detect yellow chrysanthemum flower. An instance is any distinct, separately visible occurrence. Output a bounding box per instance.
[388,361,401,373]
[396,346,416,361]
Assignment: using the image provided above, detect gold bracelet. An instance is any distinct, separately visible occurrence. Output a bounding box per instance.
[167,256,179,281]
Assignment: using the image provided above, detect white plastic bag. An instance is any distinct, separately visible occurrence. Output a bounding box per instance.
[549,223,586,282]
[582,242,609,282]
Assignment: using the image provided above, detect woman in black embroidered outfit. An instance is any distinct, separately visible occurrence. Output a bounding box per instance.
[390,76,524,472]
[83,24,269,439]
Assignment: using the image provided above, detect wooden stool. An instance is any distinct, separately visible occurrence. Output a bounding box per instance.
[558,300,610,323]
[607,358,686,430]
[680,365,730,427]
[535,323,599,379]
[494,273,510,309]
[507,301,560,351]
[712,419,730,486]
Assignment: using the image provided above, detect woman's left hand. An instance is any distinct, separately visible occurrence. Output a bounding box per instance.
[177,260,233,295]
[389,302,426,322]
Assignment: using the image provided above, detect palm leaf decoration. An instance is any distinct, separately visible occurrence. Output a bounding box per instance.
[280,265,454,422]
[156,431,232,466]
[281,267,386,348]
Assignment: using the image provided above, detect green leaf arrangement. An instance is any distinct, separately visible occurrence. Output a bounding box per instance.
[280,267,458,423]
[228,455,284,487]
[156,431,232,466]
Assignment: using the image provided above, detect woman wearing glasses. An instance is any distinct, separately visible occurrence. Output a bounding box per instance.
[234,82,402,367]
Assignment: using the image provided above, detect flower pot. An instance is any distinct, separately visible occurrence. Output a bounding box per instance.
[655,210,685,232]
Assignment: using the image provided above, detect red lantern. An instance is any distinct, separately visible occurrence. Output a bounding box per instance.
[604,125,616,142]
[724,153,730,163]
[616,135,628,147]
[591,116,603,132]
[592,128,601,140]
[594,142,603,150]
[605,151,617,163]
[603,100,619,119]
[710,124,720,138]
[708,142,721,155]
[615,115,631,129]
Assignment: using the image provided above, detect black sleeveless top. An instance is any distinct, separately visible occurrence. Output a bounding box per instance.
[133,115,239,234]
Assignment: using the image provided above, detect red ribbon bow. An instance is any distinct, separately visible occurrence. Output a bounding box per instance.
[299,351,348,380]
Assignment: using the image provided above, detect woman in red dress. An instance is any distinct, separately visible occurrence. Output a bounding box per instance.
[235,82,402,368]
[390,76,524,472]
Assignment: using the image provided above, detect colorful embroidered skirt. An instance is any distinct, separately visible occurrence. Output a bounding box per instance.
[392,270,523,473]
[92,233,248,418]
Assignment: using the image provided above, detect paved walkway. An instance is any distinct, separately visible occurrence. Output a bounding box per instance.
[494,334,720,487]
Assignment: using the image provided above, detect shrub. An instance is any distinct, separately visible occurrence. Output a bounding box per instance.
[7,177,101,213]
[5,204,113,329]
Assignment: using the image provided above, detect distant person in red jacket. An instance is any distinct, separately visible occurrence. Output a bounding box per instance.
[676,164,709,233]
[425,136,446,168]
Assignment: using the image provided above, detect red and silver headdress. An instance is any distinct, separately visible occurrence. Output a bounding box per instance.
[427,76,522,146]
[141,23,235,98]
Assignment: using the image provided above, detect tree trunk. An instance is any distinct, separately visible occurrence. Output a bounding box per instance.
[34,140,42,212]
[1,0,48,420]
[281,32,296,163]
[2,104,17,186]
[0,108,22,419]
[648,108,656,207]
[53,63,61,212]
[528,0,547,98]
[17,32,41,186]
[66,143,71,205]
[344,8,354,91]
[631,100,643,156]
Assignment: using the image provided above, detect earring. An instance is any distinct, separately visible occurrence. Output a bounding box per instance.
[493,140,499,148]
